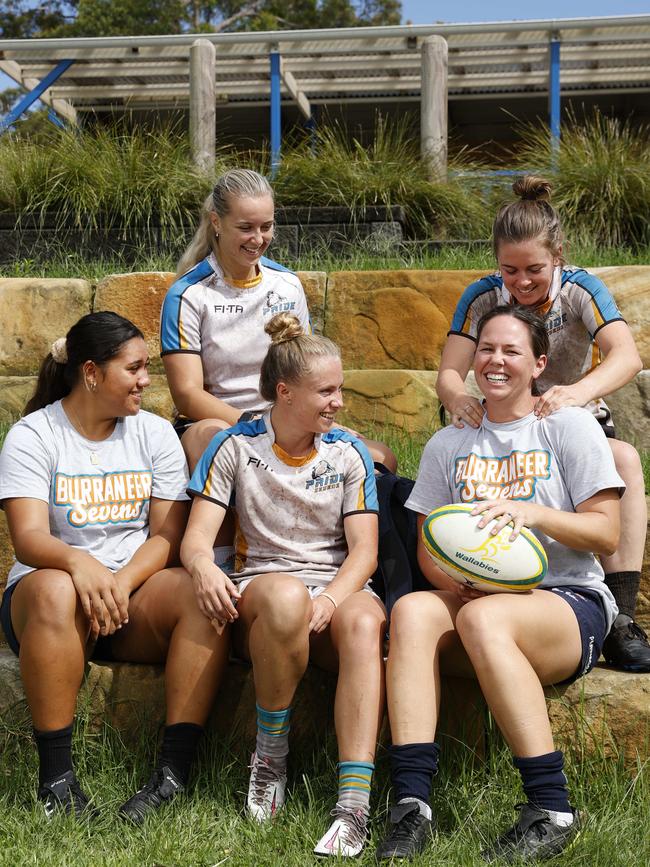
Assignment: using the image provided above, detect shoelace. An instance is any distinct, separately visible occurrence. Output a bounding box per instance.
[500,804,549,844]
[626,620,649,641]
[330,807,368,848]
[386,809,422,844]
[249,757,283,802]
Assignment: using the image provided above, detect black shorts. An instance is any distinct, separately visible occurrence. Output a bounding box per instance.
[545,585,609,685]
[596,407,616,439]
[1,579,115,662]
[172,411,262,441]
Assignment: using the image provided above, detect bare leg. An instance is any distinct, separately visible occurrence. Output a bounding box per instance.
[359,436,398,474]
[310,591,387,762]
[11,570,89,731]
[602,438,646,574]
[455,590,581,757]
[182,419,235,546]
[110,567,228,725]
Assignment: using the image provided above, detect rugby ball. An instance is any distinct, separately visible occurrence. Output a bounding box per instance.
[422,503,547,593]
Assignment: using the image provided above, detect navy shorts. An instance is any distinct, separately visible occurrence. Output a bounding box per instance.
[545,585,608,685]
[1,579,115,661]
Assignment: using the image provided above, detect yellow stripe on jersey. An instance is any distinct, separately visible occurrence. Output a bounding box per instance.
[590,340,601,372]
[234,514,248,573]
[590,298,605,330]
[178,314,189,351]
[202,462,213,498]
[230,271,263,289]
[356,479,367,511]
[272,442,318,467]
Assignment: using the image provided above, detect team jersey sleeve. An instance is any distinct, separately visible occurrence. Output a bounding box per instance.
[160,261,214,355]
[150,418,190,501]
[405,430,455,516]
[0,420,53,506]
[448,275,501,340]
[342,439,379,516]
[294,280,312,334]
[567,270,624,338]
[187,430,238,509]
[542,408,625,506]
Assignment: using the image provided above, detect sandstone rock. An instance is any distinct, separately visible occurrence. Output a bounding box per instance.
[638,497,650,632]
[140,374,175,421]
[592,267,650,369]
[606,370,650,451]
[94,270,326,376]
[0,511,14,626]
[0,375,35,423]
[325,270,483,370]
[546,665,650,761]
[0,279,92,376]
[341,369,440,434]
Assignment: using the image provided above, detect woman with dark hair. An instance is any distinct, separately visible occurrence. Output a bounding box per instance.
[0,312,228,820]
[436,176,649,671]
[376,305,623,862]
[181,313,385,858]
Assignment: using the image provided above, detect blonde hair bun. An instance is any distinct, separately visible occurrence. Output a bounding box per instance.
[512,176,553,203]
[265,313,304,345]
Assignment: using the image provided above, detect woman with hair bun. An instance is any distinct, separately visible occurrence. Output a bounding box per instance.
[436,175,649,672]
[0,312,228,821]
[160,168,396,475]
[182,313,385,857]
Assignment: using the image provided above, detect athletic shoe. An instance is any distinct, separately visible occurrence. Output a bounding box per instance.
[38,770,95,819]
[118,766,184,824]
[313,806,368,857]
[375,801,434,860]
[603,614,650,672]
[246,751,287,822]
[481,803,580,863]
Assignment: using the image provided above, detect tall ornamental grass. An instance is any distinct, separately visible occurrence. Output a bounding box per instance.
[513,110,650,249]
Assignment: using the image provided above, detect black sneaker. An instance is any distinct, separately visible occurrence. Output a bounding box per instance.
[481,803,580,863]
[38,770,96,819]
[376,801,434,860]
[118,766,185,824]
[603,614,650,672]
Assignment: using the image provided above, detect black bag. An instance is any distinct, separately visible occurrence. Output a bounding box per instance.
[370,465,429,618]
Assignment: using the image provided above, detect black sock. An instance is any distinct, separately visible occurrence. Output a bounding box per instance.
[388,742,440,804]
[604,571,640,619]
[34,723,74,788]
[514,751,571,813]
[159,723,204,785]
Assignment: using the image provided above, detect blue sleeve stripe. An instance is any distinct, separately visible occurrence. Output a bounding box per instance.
[160,259,214,353]
[328,429,378,512]
[563,269,622,327]
[450,275,500,334]
[189,428,234,496]
[260,255,294,274]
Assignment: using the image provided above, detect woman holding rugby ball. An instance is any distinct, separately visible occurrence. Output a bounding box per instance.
[436,176,648,671]
[181,313,385,857]
[376,305,622,862]
[0,313,228,820]
[160,168,395,474]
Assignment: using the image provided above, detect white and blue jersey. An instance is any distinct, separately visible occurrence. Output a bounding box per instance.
[188,412,378,587]
[449,266,624,420]
[160,253,311,413]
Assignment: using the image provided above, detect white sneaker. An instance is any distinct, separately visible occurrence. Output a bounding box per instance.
[246,751,287,822]
[314,807,368,857]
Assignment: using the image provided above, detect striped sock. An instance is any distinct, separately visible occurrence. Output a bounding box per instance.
[336,761,374,815]
[255,704,291,760]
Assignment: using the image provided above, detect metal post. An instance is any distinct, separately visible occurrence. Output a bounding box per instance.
[549,36,561,153]
[420,36,448,183]
[0,59,74,134]
[270,51,282,177]
[190,38,216,175]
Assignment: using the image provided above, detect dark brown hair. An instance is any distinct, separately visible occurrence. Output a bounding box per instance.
[492,175,563,261]
[476,304,550,359]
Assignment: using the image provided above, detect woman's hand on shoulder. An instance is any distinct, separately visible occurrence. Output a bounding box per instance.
[188,553,241,631]
[534,384,584,419]
[68,553,129,635]
[448,394,484,429]
[309,593,336,634]
[471,499,541,541]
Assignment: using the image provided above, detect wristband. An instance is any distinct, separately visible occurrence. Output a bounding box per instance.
[320,592,338,609]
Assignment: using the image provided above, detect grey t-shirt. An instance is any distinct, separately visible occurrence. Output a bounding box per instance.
[0,401,189,588]
[406,407,623,629]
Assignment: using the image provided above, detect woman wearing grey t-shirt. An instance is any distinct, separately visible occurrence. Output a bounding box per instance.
[376,305,623,863]
[0,312,228,822]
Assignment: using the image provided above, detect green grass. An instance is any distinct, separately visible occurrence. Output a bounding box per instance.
[0,700,648,866]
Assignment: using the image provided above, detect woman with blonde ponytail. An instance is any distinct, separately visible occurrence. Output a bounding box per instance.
[436,175,649,672]
[181,314,385,857]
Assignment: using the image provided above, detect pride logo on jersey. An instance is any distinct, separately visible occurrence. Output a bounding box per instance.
[305,459,344,492]
[454,450,551,501]
[54,471,153,527]
[263,291,296,316]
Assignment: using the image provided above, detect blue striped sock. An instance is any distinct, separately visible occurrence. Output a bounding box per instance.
[255,704,291,760]
[337,761,374,815]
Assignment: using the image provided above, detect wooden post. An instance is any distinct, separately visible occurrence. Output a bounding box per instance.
[190,38,216,175]
[420,36,448,183]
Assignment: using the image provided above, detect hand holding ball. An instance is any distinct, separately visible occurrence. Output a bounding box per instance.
[422,504,547,593]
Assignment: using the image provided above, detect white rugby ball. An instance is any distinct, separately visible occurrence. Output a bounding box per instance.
[422,503,547,593]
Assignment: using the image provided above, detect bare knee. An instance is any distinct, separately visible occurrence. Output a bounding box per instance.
[182,418,231,470]
[251,576,311,638]
[335,603,385,651]
[609,439,643,484]
[23,572,79,632]
[390,592,447,645]
[456,600,507,655]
